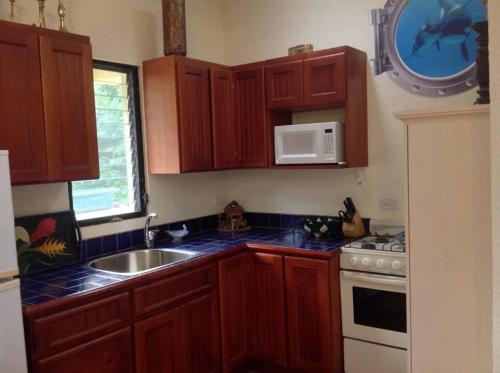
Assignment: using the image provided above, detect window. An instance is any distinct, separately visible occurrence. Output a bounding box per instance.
[70,61,146,225]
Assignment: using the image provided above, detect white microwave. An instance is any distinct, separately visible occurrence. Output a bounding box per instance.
[274,122,345,165]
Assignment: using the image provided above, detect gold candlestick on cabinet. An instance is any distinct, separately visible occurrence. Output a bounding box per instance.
[58,0,67,32]
[9,0,15,22]
[37,0,46,28]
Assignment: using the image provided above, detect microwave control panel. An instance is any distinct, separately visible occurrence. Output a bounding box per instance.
[324,128,335,155]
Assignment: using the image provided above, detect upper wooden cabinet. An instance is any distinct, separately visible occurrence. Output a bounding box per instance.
[0,26,47,184]
[303,53,346,107]
[144,56,213,173]
[0,21,99,184]
[265,50,348,110]
[211,68,237,170]
[265,60,303,109]
[40,36,99,182]
[233,65,267,168]
[143,46,367,173]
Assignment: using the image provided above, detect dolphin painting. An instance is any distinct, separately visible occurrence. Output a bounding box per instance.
[405,0,473,61]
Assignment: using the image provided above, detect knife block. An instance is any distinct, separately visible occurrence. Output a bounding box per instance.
[342,212,366,238]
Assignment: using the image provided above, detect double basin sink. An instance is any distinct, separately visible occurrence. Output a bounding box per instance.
[89,248,202,276]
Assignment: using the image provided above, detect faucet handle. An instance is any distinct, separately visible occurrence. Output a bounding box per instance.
[148,229,161,239]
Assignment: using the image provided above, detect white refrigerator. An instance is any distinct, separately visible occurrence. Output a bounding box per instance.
[0,150,28,372]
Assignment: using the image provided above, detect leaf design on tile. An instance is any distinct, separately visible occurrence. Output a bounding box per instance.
[30,218,56,243]
[15,226,31,245]
[36,238,66,258]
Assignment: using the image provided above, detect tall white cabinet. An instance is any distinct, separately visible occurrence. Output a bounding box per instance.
[396,106,491,373]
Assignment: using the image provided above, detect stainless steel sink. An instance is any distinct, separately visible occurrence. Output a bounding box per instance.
[88,249,201,276]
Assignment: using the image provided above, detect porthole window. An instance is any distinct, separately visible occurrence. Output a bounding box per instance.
[372,0,487,96]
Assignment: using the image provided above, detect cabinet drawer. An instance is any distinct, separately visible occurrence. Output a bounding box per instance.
[133,264,217,316]
[36,327,133,373]
[33,292,130,356]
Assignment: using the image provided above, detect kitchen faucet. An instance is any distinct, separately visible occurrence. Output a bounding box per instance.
[144,213,160,248]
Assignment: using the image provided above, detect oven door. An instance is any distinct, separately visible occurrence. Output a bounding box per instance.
[340,270,407,348]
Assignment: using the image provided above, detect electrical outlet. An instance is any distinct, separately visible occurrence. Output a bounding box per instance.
[214,193,229,207]
[379,198,399,211]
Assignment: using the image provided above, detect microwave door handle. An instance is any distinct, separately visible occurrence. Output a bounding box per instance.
[341,271,406,289]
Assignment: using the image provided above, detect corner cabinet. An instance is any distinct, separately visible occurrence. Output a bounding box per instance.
[233,65,268,168]
[0,20,99,185]
[143,56,214,173]
[219,250,343,372]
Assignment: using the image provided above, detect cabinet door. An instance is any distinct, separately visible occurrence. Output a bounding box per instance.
[211,68,237,170]
[177,60,213,172]
[40,36,99,182]
[265,60,303,109]
[0,27,48,184]
[36,328,133,373]
[304,53,346,107]
[181,293,221,373]
[285,257,333,372]
[134,308,183,373]
[219,253,251,371]
[251,253,287,365]
[234,67,267,168]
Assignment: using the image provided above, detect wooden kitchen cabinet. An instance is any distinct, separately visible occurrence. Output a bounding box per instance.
[134,307,183,373]
[233,65,268,168]
[143,56,213,173]
[177,59,213,172]
[36,328,133,373]
[303,53,346,107]
[219,253,252,371]
[251,253,287,366]
[0,20,98,184]
[181,292,221,373]
[285,256,336,372]
[211,68,237,170]
[265,60,303,109]
[0,25,47,184]
[40,35,99,182]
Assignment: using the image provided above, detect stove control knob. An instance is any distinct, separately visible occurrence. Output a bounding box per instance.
[350,257,360,266]
[392,260,403,271]
[376,259,385,269]
[362,257,371,267]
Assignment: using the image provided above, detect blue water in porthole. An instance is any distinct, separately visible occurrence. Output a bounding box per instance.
[395,0,487,78]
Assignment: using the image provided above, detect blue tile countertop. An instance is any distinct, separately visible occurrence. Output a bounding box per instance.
[21,228,346,307]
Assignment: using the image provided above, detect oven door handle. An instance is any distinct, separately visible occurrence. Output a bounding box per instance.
[341,271,406,288]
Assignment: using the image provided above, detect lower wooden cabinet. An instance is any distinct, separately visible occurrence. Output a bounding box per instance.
[134,308,183,373]
[26,251,342,373]
[285,257,336,373]
[134,292,221,373]
[219,252,342,373]
[219,253,252,371]
[36,328,133,373]
[251,253,287,365]
[181,293,221,373]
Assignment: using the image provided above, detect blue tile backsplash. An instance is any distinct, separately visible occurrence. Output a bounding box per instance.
[77,212,343,260]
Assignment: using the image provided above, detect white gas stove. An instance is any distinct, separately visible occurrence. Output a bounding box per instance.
[341,232,406,276]
[340,222,407,373]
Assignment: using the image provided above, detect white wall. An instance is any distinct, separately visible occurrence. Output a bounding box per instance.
[490,0,500,370]
[2,0,479,239]
[221,0,476,221]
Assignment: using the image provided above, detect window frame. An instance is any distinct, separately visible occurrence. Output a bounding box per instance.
[69,60,147,227]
